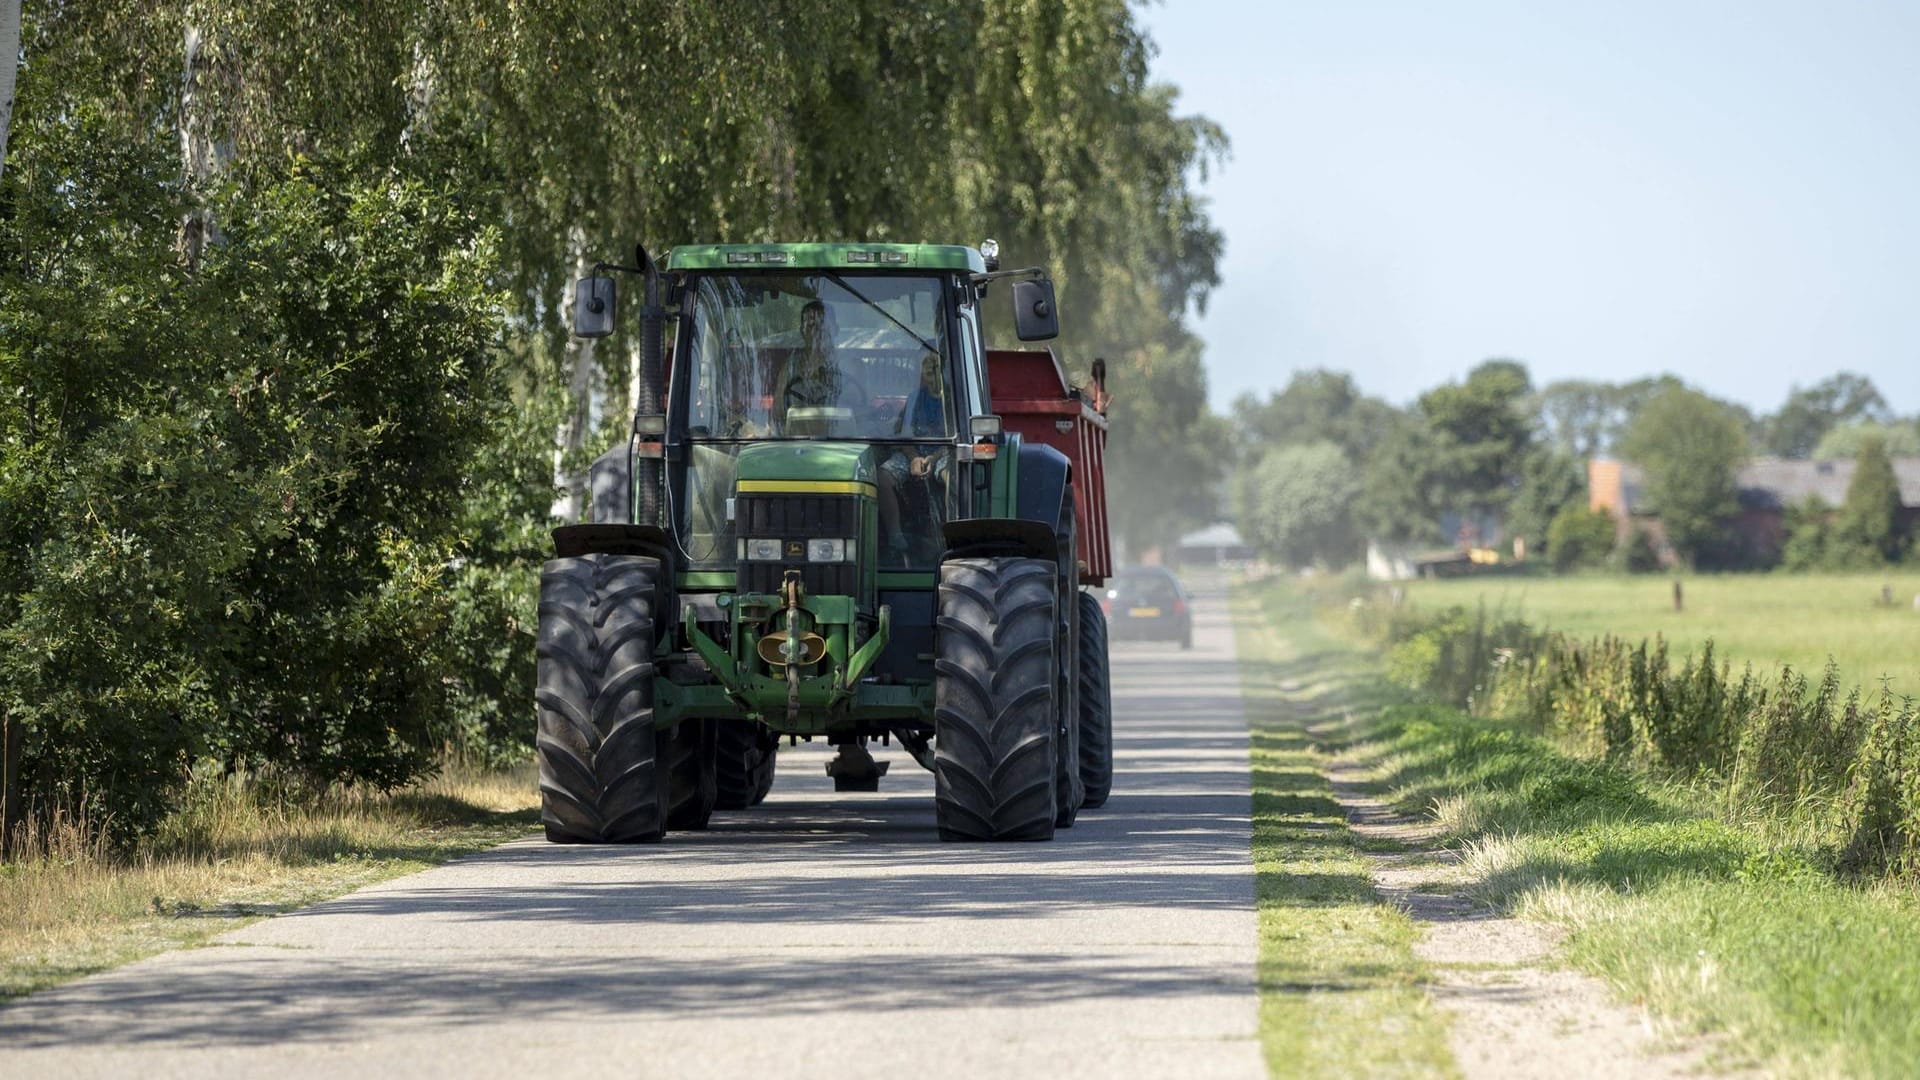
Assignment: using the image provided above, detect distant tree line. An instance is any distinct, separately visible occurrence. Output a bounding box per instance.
[1,1,1223,844]
[1231,364,1918,573]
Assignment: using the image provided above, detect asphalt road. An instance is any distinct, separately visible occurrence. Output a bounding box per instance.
[0,578,1261,1079]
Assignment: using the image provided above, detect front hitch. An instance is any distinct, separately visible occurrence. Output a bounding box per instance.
[681,589,892,724]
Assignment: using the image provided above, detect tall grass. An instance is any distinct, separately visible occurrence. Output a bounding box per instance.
[1346,595,1920,879]
[1,763,536,999]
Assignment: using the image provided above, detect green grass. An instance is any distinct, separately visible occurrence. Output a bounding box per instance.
[1403,572,1920,694]
[1369,703,1920,1076]
[1232,585,1455,1078]
[1247,575,1920,1077]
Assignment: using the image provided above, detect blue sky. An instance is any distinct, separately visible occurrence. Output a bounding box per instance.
[1135,1,1920,416]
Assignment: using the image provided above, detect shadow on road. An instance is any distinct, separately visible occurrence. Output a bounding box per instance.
[0,576,1261,1063]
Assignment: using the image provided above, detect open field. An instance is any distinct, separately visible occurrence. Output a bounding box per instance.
[1403,572,1920,694]
[1243,577,1920,1077]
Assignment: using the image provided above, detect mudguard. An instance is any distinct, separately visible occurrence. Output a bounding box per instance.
[942,440,1072,561]
[1013,441,1073,539]
[552,523,676,565]
[941,518,1058,561]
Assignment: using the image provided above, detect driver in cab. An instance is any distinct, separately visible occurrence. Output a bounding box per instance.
[773,299,871,436]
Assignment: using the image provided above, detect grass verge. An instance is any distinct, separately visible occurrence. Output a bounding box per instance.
[0,764,537,1001]
[1232,583,1456,1078]
[1248,575,1920,1077]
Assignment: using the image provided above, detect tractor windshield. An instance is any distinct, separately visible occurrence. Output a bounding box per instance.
[678,272,958,570]
[683,273,954,441]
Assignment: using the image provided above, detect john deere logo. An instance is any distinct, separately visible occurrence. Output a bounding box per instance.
[785,540,806,560]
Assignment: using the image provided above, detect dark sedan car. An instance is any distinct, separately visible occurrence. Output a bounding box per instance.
[1102,566,1192,649]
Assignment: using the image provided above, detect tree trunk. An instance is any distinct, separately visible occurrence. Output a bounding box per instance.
[178,21,227,260]
[0,0,21,182]
[1,709,20,860]
[551,225,601,522]
[400,38,435,152]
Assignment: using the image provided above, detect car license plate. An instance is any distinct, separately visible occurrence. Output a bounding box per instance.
[1129,606,1161,617]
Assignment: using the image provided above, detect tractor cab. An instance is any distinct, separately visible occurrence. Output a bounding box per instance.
[673,261,968,575]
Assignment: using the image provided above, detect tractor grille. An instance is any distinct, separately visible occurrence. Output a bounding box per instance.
[736,493,861,598]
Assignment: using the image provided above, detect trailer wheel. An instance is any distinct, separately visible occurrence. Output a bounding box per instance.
[1077,589,1114,808]
[714,722,777,810]
[1053,495,1083,828]
[664,719,718,830]
[535,555,667,844]
[933,557,1058,842]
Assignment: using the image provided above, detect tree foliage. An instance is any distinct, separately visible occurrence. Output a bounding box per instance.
[1833,436,1908,566]
[1349,359,1536,548]
[1231,369,1397,462]
[1813,421,1920,461]
[3,1,1226,836]
[1761,372,1890,460]
[1234,441,1358,568]
[1416,359,1534,525]
[1531,375,1681,457]
[1507,448,1586,554]
[1229,369,1397,566]
[2,79,506,832]
[1546,506,1616,571]
[1619,385,1749,568]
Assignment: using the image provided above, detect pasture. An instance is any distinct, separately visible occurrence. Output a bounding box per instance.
[1401,572,1920,696]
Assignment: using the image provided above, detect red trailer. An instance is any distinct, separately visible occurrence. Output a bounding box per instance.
[986,348,1111,586]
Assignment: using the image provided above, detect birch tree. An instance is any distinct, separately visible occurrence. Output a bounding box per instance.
[0,0,18,180]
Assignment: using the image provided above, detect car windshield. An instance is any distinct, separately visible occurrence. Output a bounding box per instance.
[683,272,954,441]
[1114,573,1179,605]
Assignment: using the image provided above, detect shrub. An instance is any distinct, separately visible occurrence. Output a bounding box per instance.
[1611,527,1662,573]
[1350,592,1920,879]
[1546,505,1616,571]
[1,135,509,840]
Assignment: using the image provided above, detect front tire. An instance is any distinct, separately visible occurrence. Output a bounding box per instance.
[933,557,1058,842]
[535,555,667,844]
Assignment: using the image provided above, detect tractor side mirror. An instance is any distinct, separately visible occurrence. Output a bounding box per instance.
[572,276,616,339]
[1011,278,1059,342]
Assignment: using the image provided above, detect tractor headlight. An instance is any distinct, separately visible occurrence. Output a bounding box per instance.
[806,538,852,563]
[745,538,782,561]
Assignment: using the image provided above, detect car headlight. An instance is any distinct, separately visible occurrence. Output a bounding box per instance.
[744,538,782,561]
[807,538,853,563]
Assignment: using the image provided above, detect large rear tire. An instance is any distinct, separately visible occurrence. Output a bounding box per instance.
[665,720,718,830]
[1077,589,1114,808]
[536,555,667,844]
[933,557,1058,842]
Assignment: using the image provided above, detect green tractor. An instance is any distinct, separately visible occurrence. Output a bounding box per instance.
[539,241,1114,842]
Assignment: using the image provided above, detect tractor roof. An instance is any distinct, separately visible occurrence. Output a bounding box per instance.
[666,243,986,274]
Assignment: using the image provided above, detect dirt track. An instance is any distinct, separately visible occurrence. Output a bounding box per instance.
[1326,764,1711,1078]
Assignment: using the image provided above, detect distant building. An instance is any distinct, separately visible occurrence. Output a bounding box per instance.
[1172,523,1255,568]
[1589,456,1920,563]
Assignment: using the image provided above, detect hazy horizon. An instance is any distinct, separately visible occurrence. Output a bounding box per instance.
[1139,1,1920,416]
